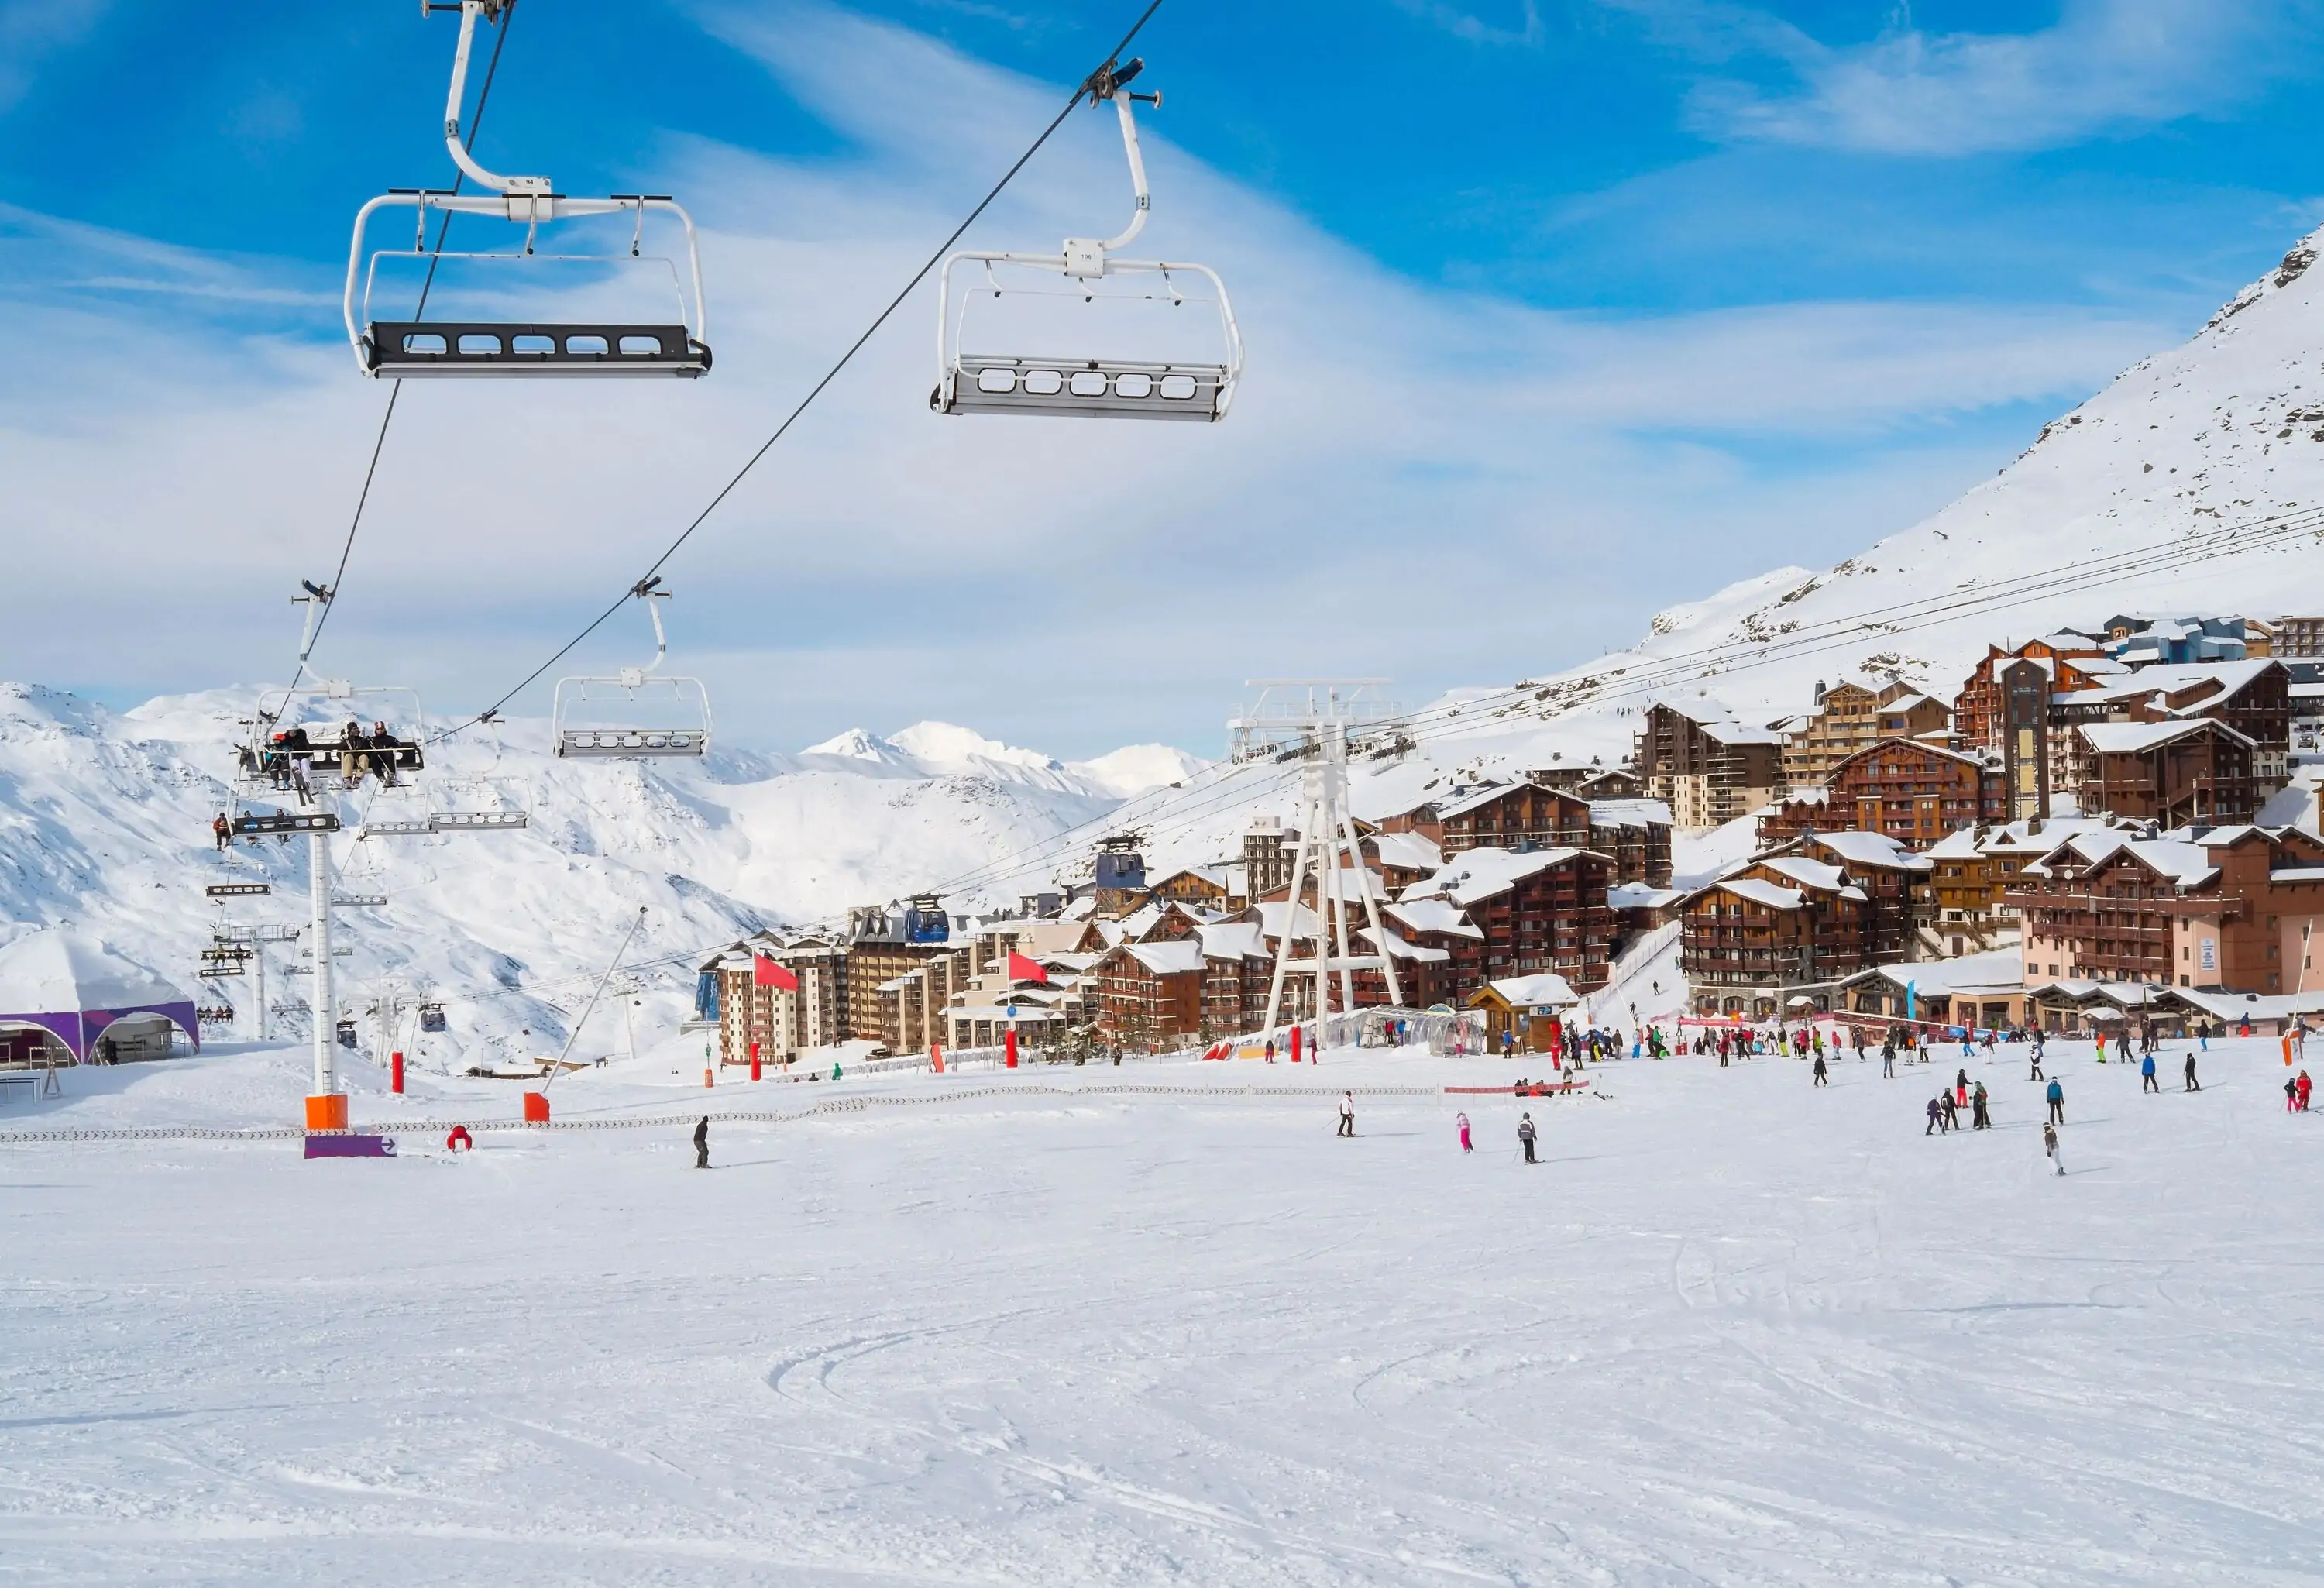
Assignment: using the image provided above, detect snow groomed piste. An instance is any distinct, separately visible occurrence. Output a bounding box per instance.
[8,1033,2322,1583]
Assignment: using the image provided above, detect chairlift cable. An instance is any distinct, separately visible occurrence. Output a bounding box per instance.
[435,0,1171,742]
[273,5,519,718]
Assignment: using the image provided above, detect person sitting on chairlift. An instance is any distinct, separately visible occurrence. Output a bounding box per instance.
[367,720,401,786]
[340,720,367,786]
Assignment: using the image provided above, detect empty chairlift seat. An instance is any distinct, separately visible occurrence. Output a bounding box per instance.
[342,3,711,381]
[931,59,1241,423]
[550,579,713,760]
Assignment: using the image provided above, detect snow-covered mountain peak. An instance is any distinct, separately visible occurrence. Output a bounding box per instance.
[885,721,1063,776]
[802,727,904,763]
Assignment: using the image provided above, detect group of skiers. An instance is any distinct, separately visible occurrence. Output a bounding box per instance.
[236,718,412,804]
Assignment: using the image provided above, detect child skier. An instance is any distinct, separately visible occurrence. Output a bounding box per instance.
[1518,1112,1537,1164]
[1456,1112,1473,1153]
[2044,1120,2064,1176]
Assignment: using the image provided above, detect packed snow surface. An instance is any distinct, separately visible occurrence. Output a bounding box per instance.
[5,1036,2320,1583]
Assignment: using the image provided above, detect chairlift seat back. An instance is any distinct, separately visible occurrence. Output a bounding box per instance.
[938,356,1227,421]
[366,321,710,379]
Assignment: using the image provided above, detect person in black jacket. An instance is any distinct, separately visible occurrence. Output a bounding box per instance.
[693,1115,710,1169]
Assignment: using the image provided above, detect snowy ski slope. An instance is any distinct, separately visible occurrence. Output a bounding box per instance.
[2,1035,2319,1583]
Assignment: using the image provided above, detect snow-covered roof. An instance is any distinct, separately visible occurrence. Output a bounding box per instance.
[1251,901,1322,942]
[1839,948,2026,995]
[2078,718,2254,754]
[2027,830,2218,887]
[1404,847,1587,908]
[1879,692,1941,714]
[1921,827,1982,860]
[1196,921,1268,961]
[1809,831,1934,872]
[0,930,194,1020]
[1608,883,1686,910]
[1760,856,1848,892]
[1433,782,1528,820]
[1126,940,1206,977]
[1481,971,1580,1009]
[1369,830,1444,872]
[1354,925,1452,964]
[1382,898,1485,939]
[1717,878,1806,911]
[1587,797,1673,828]
[1700,720,1784,747]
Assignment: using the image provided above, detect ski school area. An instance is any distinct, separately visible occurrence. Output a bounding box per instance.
[4,1025,2322,1585]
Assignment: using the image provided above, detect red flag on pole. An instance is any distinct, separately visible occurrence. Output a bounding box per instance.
[753,955,798,991]
[1006,950,1049,985]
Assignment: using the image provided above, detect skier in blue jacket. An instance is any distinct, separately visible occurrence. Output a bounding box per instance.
[2141,1052,2160,1093]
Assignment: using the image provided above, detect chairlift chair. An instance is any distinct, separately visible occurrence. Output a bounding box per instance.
[342,0,711,379]
[242,679,426,806]
[933,59,1242,421]
[552,579,712,758]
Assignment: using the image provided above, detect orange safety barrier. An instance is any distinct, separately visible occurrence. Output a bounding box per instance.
[304,1094,349,1131]
[522,1091,550,1123]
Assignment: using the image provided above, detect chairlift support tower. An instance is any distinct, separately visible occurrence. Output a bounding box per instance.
[1230,681,1403,1038]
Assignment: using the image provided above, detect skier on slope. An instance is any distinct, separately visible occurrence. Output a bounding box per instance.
[2047,1077,2065,1126]
[1337,1092,1355,1138]
[1812,1051,1828,1088]
[2184,1053,2200,1092]
[1456,1112,1473,1153]
[445,1125,473,1153]
[693,1115,710,1169]
[2290,1075,2303,1114]
[2044,1121,2064,1176]
[2030,1041,2045,1082]
[1926,1095,1945,1136]
[2141,1050,2160,1093]
[2299,1071,2314,1112]
[1972,1080,1990,1130]
[1518,1112,1537,1164]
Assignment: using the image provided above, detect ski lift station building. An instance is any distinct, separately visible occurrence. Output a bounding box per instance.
[0,930,200,1065]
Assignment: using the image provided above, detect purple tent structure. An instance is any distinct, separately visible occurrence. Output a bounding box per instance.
[0,930,200,1063]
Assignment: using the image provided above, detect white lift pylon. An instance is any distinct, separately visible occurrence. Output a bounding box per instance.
[1230,680,1404,1037]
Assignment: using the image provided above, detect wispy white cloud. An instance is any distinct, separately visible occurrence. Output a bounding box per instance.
[1631,0,2324,156]
[0,0,2180,754]
[1390,0,1545,48]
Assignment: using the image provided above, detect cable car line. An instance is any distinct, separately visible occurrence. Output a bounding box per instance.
[432,0,1171,744]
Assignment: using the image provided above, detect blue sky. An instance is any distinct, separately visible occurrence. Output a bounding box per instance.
[5,0,2322,755]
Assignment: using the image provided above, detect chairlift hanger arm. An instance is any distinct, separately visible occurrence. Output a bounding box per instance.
[1066,61,1158,268]
[439,0,538,198]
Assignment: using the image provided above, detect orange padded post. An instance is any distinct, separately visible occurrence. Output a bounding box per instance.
[304,1094,349,1131]
[522,1091,550,1123]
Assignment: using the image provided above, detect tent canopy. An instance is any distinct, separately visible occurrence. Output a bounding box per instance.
[0,930,199,1060]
